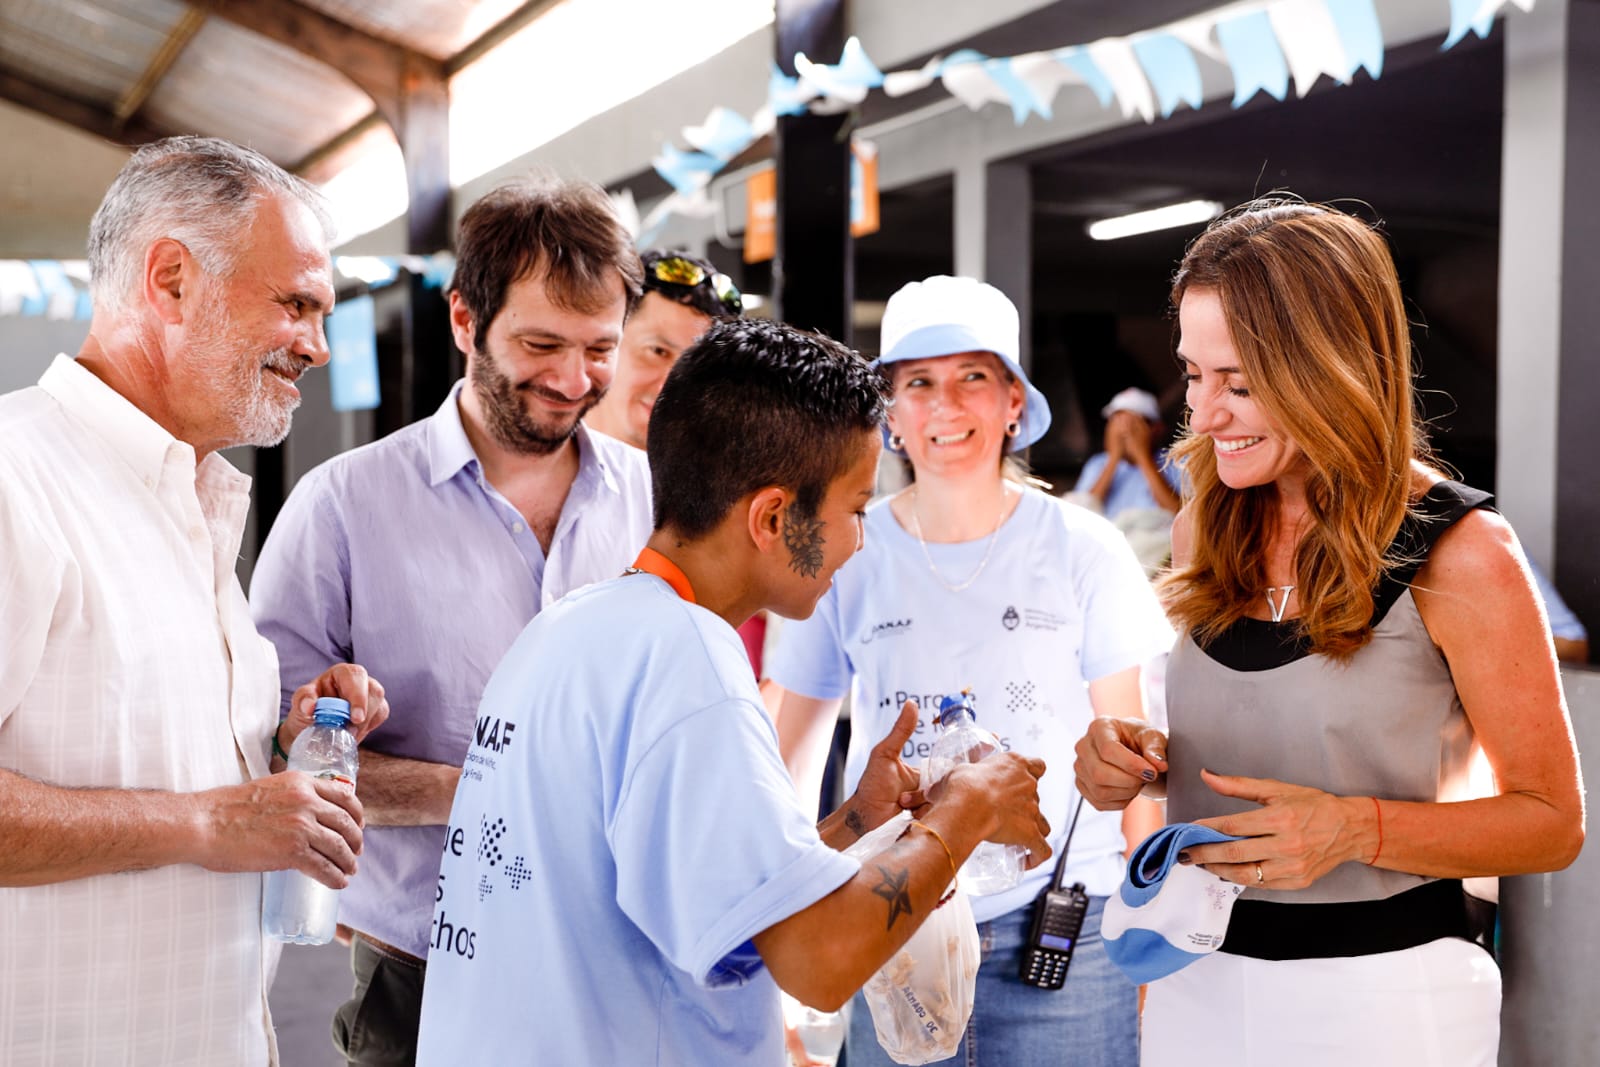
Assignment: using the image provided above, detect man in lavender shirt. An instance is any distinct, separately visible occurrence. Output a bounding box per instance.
[250,177,653,1065]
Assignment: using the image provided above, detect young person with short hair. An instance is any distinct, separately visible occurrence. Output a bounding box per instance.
[414,318,1053,1065]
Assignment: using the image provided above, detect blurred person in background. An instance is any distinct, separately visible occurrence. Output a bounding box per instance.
[1528,558,1589,663]
[1070,387,1183,575]
[1073,386,1182,521]
[771,276,1171,1067]
[251,177,651,1066]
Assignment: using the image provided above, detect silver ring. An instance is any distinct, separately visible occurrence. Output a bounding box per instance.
[1253,864,1265,885]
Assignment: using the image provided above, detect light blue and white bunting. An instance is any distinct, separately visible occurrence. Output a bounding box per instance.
[1131,33,1205,117]
[1217,9,1292,105]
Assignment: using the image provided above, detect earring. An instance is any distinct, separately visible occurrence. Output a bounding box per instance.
[1005,421,1021,438]
[888,434,904,450]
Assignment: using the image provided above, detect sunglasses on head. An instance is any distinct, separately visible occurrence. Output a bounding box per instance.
[648,255,744,316]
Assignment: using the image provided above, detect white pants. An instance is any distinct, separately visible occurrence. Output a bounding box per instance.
[1141,938,1501,1066]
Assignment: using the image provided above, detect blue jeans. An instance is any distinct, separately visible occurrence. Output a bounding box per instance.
[846,896,1138,1067]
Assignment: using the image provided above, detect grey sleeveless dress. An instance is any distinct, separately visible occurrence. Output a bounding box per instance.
[1165,481,1491,905]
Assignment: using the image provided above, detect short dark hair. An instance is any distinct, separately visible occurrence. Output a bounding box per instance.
[649,319,887,538]
[641,249,743,320]
[451,176,644,352]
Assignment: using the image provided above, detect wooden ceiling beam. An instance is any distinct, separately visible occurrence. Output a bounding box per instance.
[0,65,174,149]
[206,0,443,131]
[206,0,452,253]
[114,6,209,127]
[292,110,382,183]
[445,0,562,75]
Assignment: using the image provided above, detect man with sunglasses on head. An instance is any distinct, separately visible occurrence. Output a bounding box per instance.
[586,249,744,451]
[250,177,655,1066]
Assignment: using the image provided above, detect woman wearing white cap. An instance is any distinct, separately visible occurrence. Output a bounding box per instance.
[770,275,1172,1066]
[1074,201,1584,1065]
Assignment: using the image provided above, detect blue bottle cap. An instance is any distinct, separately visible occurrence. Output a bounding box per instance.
[312,696,352,725]
[936,690,977,727]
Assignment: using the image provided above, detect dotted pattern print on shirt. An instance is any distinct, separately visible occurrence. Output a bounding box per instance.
[478,815,506,868]
[505,855,533,891]
[477,873,494,902]
[1005,680,1037,715]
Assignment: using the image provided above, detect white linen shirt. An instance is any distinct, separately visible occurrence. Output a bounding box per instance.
[0,355,281,1066]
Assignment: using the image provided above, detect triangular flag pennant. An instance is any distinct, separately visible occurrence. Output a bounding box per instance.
[883,53,944,97]
[1445,0,1497,47]
[769,64,814,117]
[1088,38,1157,122]
[1217,10,1291,106]
[1053,46,1116,107]
[682,107,756,162]
[941,61,1010,111]
[1324,0,1384,79]
[1131,33,1203,117]
[608,188,641,241]
[983,57,1055,122]
[1268,0,1351,96]
[651,143,721,196]
[795,36,883,106]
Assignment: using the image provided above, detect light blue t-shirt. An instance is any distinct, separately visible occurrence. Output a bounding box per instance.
[1072,449,1182,520]
[415,574,859,1066]
[771,488,1174,922]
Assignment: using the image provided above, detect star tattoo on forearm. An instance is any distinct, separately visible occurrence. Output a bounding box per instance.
[871,864,915,930]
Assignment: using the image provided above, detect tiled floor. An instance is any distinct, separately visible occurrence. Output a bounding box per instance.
[270,940,352,1067]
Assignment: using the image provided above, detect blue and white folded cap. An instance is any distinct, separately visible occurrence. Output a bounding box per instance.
[874,275,1052,452]
[1102,822,1246,985]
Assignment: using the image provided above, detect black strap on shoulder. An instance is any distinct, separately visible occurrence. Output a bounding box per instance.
[1370,480,1494,627]
[1197,480,1493,671]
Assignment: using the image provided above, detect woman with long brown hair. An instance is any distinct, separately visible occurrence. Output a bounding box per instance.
[1075,199,1584,1065]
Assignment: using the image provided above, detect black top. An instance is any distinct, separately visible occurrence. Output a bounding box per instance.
[1199,480,1494,672]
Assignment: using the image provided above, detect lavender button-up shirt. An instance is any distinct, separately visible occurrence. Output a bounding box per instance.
[250,382,653,958]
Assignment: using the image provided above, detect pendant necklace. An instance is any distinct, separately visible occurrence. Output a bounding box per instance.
[908,486,1008,594]
[1264,585,1295,623]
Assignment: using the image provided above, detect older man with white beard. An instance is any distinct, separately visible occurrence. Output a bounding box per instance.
[0,136,390,1067]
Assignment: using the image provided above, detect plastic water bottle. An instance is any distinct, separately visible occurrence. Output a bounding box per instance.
[783,993,846,1067]
[924,690,1026,895]
[793,1005,845,1066]
[263,697,359,945]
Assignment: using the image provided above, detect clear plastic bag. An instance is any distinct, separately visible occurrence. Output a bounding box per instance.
[843,812,981,1065]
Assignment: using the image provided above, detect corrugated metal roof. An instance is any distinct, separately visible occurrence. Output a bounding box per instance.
[0,0,541,171]
[297,0,531,61]
[139,18,370,165]
[0,0,185,107]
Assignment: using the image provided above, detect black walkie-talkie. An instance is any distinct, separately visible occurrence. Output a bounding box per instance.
[1019,796,1090,990]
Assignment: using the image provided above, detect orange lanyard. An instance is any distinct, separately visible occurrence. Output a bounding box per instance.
[625,547,696,604]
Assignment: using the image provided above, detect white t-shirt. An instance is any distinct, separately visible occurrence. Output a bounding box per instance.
[771,487,1174,921]
[415,573,859,1066]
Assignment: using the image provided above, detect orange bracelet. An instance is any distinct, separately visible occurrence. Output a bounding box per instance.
[1367,797,1384,866]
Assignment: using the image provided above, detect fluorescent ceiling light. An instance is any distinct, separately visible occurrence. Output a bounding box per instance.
[1086,200,1224,241]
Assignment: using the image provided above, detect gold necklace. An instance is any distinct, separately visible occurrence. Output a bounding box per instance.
[907,486,1009,593]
